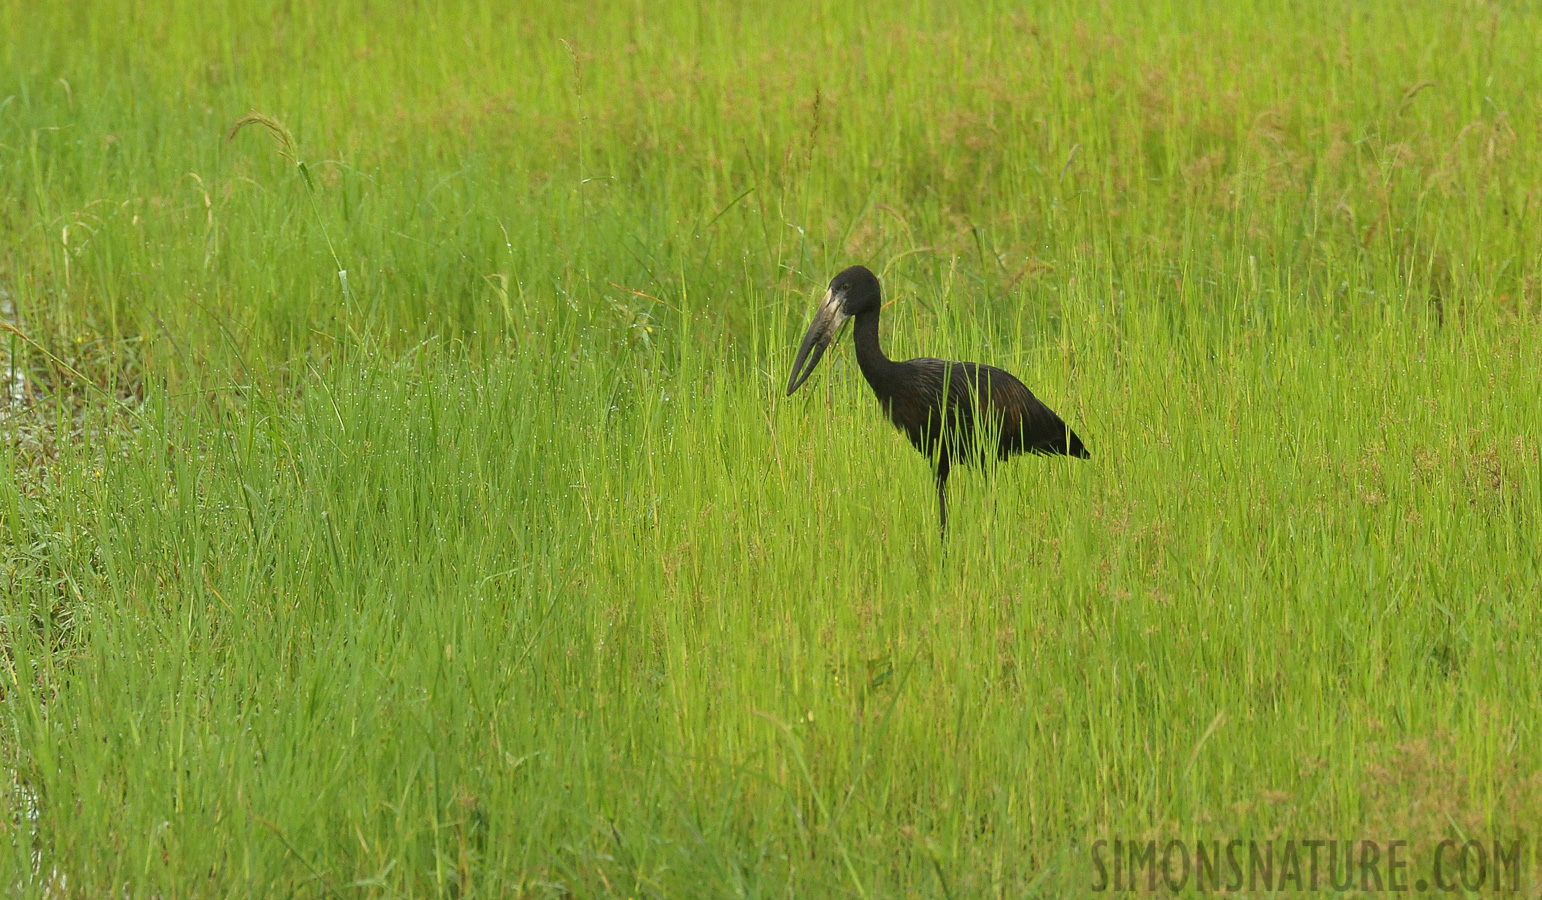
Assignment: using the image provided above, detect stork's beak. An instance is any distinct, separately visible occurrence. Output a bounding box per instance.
[786,289,848,395]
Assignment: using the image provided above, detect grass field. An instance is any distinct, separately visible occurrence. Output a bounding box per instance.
[3,0,1541,896]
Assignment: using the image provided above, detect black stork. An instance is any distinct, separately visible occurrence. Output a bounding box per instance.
[785,265,1089,533]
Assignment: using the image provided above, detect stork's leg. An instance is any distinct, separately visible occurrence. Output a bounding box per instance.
[935,460,950,537]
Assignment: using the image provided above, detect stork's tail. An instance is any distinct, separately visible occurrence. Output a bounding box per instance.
[1063,427,1090,459]
[1032,424,1089,459]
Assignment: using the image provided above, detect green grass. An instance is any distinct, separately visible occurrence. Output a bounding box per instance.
[3,0,1541,896]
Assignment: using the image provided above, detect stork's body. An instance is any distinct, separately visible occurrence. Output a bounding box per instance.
[787,266,1088,533]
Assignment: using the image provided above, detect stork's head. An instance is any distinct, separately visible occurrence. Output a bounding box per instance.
[785,265,882,395]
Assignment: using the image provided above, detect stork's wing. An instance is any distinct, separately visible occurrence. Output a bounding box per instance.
[882,357,1088,460]
[972,364,1089,458]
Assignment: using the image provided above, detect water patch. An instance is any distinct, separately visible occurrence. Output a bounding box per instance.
[0,284,28,406]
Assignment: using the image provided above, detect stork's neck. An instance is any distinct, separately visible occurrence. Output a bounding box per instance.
[851,309,895,391]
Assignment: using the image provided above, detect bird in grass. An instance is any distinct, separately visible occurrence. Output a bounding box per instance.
[785,265,1089,534]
